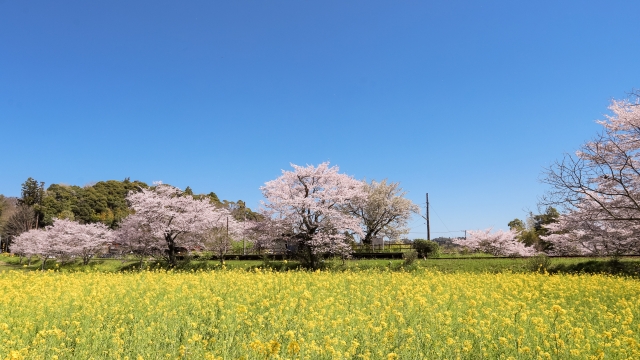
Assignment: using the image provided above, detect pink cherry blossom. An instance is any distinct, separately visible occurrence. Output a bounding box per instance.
[544,96,640,254]
[11,218,113,268]
[453,228,536,257]
[260,162,367,267]
[123,184,230,265]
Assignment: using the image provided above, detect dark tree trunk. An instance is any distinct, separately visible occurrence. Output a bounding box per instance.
[166,234,177,266]
[307,245,317,269]
[362,233,373,246]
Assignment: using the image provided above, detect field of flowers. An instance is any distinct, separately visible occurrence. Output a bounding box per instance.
[1,269,639,360]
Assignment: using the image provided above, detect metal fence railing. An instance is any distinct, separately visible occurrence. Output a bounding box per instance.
[351,244,414,253]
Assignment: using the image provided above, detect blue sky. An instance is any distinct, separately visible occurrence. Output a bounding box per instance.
[1,0,639,239]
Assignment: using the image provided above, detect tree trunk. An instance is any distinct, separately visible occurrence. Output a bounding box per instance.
[307,245,317,269]
[41,257,47,270]
[362,233,373,246]
[166,234,177,267]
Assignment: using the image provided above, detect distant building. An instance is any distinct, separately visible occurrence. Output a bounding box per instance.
[371,237,384,246]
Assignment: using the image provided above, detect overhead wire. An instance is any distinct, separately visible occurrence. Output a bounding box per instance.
[412,199,466,237]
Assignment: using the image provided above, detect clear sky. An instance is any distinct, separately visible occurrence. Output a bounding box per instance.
[1,1,639,239]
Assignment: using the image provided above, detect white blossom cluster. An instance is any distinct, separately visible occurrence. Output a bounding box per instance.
[543,97,640,256]
[11,218,113,267]
[453,228,536,257]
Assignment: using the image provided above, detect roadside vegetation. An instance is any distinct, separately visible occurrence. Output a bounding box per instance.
[3,252,640,277]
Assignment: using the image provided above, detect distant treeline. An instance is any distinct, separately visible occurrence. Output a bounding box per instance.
[0,177,260,233]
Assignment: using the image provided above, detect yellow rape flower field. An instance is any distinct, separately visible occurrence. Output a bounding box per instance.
[1,269,639,360]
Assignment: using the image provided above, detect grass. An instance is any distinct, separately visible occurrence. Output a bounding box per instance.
[3,253,640,277]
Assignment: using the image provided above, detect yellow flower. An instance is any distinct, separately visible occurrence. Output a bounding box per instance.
[551,305,566,315]
[269,340,281,355]
[287,340,301,355]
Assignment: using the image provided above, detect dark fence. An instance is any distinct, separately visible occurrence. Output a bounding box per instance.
[351,252,405,259]
[351,244,413,253]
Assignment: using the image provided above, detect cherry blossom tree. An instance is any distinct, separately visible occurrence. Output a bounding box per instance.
[453,228,536,257]
[542,202,640,256]
[543,94,640,253]
[260,163,367,268]
[10,228,48,266]
[244,218,284,255]
[49,218,113,264]
[124,184,222,266]
[11,218,113,268]
[346,179,419,245]
[115,216,164,268]
[197,210,242,264]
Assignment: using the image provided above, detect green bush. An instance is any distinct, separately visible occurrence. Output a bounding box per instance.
[526,254,552,273]
[413,239,440,258]
[403,250,418,266]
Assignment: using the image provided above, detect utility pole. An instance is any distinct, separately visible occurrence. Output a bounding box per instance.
[426,193,431,241]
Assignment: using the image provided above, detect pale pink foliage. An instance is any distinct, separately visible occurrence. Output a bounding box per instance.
[11,218,113,267]
[244,218,287,254]
[51,218,113,264]
[116,215,164,258]
[122,184,230,264]
[543,97,640,255]
[543,208,640,256]
[453,228,536,257]
[10,228,48,258]
[347,179,420,244]
[197,209,242,261]
[260,163,367,263]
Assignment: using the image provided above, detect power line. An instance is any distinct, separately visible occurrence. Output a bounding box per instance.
[429,203,450,233]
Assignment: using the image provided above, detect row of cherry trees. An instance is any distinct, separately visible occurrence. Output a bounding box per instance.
[453,229,536,257]
[10,163,420,267]
[11,94,640,264]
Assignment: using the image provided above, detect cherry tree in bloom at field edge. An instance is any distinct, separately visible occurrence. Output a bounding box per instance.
[542,203,640,256]
[346,179,420,246]
[123,184,231,266]
[260,162,367,267]
[543,95,640,254]
[11,218,113,268]
[195,209,243,264]
[244,218,288,255]
[53,219,114,265]
[453,228,536,257]
[116,216,164,267]
[10,228,49,267]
